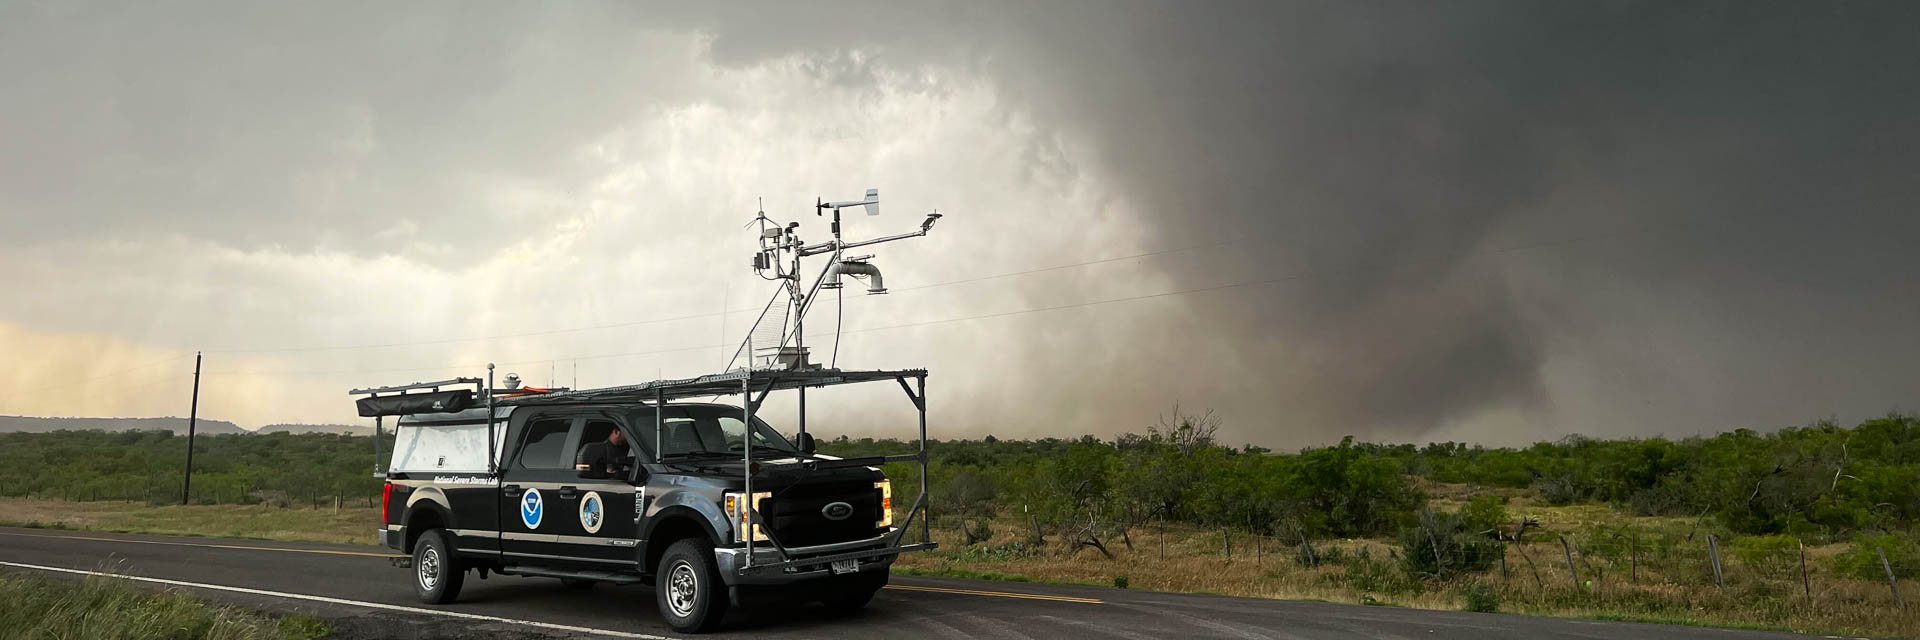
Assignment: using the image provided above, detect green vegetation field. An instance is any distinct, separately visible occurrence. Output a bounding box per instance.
[1,411,1915,636]
[0,572,328,640]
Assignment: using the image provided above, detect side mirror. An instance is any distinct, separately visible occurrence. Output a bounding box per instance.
[795,432,817,455]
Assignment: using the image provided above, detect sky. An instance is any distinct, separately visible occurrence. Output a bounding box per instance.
[1,1,1916,448]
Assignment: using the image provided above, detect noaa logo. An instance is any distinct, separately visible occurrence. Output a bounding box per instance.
[821,501,854,521]
[520,488,544,529]
[579,491,605,534]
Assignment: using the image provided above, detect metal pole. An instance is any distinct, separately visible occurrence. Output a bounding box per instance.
[1707,534,1725,590]
[182,352,201,505]
[798,386,807,440]
[743,376,755,568]
[654,386,664,463]
[486,365,497,474]
[373,416,383,477]
[1883,547,1906,609]
[917,375,929,543]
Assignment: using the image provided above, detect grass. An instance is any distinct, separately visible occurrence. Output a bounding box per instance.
[0,571,329,640]
[893,494,1920,639]
[0,497,377,545]
[6,494,1916,637]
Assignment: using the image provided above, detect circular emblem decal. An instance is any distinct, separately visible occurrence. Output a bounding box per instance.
[579,491,605,534]
[821,501,854,521]
[520,488,544,529]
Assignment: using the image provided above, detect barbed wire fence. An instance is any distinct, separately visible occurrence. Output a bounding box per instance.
[910,508,1916,611]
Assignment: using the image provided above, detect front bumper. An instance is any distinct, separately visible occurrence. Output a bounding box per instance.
[712,529,937,586]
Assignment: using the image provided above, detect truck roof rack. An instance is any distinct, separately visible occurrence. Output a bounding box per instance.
[495,367,927,407]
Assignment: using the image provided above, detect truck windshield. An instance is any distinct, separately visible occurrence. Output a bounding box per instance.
[638,405,798,458]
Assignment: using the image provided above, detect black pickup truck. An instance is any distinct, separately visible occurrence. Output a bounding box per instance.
[360,369,936,633]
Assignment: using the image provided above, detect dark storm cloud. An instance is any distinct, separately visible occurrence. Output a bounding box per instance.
[4,1,1915,442]
[661,1,1920,438]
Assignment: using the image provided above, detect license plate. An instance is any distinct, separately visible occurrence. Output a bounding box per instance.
[830,560,859,575]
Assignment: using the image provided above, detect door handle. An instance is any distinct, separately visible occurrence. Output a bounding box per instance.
[557,486,579,499]
[502,484,523,498]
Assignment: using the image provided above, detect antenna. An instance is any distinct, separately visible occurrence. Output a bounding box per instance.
[731,188,947,371]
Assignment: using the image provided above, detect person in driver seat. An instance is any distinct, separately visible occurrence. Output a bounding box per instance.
[575,429,634,475]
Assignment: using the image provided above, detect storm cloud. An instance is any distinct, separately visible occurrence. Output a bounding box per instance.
[2,1,1916,446]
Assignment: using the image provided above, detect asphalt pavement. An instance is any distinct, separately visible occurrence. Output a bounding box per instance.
[0,526,1843,640]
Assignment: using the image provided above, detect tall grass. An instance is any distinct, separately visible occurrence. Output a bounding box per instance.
[0,572,329,640]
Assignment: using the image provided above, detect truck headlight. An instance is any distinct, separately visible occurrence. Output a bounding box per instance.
[875,480,892,528]
[723,492,771,543]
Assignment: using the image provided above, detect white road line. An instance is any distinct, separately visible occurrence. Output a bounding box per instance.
[0,560,676,640]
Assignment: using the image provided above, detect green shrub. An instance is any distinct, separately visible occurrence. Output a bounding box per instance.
[1462,580,1500,613]
[1831,533,1918,580]
[1399,510,1502,580]
[1729,534,1800,579]
[1459,496,1509,535]
[1112,575,1129,589]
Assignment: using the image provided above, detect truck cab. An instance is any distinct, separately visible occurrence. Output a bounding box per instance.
[360,369,934,633]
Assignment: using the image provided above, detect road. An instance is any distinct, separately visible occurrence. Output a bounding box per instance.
[0,526,1834,640]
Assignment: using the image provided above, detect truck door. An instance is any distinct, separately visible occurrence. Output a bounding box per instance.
[498,415,579,562]
[562,417,643,564]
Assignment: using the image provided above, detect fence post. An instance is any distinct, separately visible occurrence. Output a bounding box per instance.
[1224,528,1232,563]
[1560,536,1580,589]
[1499,543,1509,580]
[1629,532,1638,583]
[1706,534,1726,591]
[1517,542,1544,590]
[1800,541,1811,598]
[1159,522,1165,560]
[1881,547,1905,609]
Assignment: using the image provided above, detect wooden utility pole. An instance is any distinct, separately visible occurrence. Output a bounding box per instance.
[181,352,201,505]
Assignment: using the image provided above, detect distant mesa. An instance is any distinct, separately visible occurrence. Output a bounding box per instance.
[0,416,369,436]
[0,415,247,434]
[256,423,374,436]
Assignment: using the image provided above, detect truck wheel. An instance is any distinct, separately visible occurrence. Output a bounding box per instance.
[413,529,465,604]
[656,539,729,633]
[822,571,887,611]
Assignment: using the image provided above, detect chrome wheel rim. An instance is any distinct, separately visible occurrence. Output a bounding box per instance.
[417,546,440,591]
[666,561,698,618]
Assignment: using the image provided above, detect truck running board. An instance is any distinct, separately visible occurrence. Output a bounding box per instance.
[496,565,647,585]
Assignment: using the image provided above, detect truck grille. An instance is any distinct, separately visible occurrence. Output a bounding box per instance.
[767,481,882,547]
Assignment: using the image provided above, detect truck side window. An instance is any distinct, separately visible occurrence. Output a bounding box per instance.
[516,418,573,469]
[579,419,641,460]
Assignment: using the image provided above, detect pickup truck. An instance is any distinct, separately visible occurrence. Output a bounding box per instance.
[361,369,934,633]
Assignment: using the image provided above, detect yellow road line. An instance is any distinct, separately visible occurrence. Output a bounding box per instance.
[0,530,401,558]
[886,583,1102,604]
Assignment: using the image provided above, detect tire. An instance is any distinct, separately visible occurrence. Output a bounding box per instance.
[412,529,465,604]
[656,539,729,633]
[821,570,887,612]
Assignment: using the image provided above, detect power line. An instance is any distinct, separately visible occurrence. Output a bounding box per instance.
[197,239,1239,356]
[196,222,1681,378]
[0,353,193,402]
